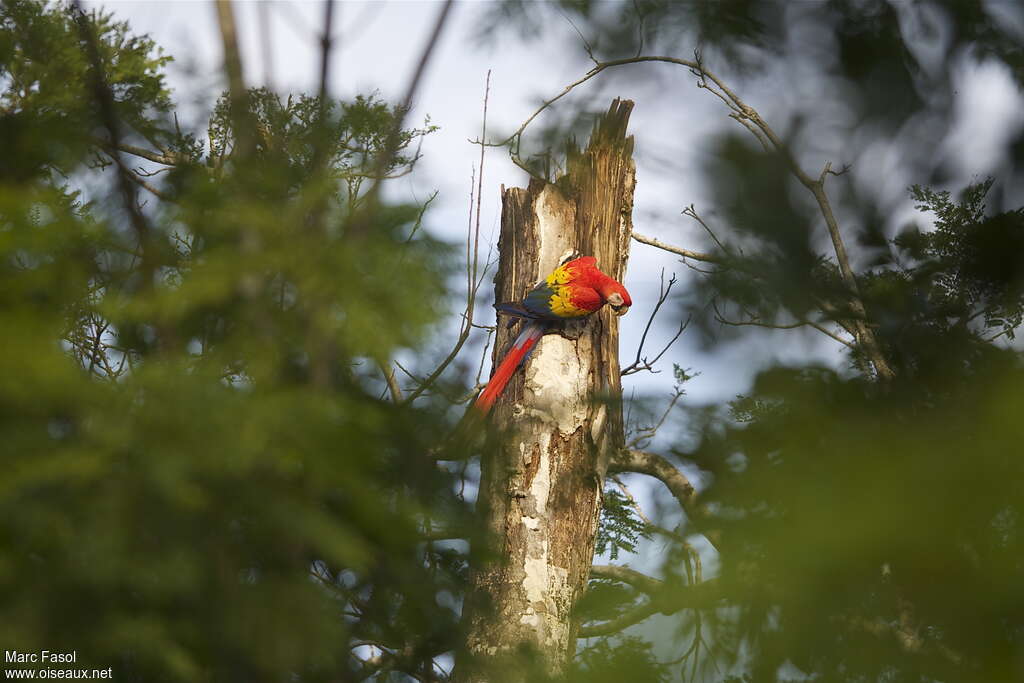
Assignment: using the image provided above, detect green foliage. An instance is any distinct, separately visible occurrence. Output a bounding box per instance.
[699,357,1024,682]
[595,489,652,560]
[902,180,1024,339]
[0,3,468,681]
[207,89,437,204]
[575,578,639,626]
[476,0,774,66]
[0,0,170,180]
[570,636,670,683]
[683,180,1024,681]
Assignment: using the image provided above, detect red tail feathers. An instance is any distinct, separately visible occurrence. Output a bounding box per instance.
[474,322,546,414]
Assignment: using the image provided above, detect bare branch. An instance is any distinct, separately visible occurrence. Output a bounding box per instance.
[403,70,488,405]
[591,564,663,595]
[115,159,169,200]
[621,269,690,377]
[712,300,855,349]
[729,111,771,151]
[579,575,721,638]
[578,599,661,638]
[626,384,685,448]
[317,0,336,103]
[682,204,729,254]
[379,361,403,403]
[94,139,186,166]
[559,9,598,67]
[631,231,722,264]
[609,475,653,524]
[623,313,688,377]
[474,326,495,386]
[819,160,851,186]
[609,448,722,551]
[351,0,454,236]
[485,64,608,152]
[610,449,696,513]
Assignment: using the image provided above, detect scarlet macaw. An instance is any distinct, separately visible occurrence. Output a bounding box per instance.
[475,256,632,413]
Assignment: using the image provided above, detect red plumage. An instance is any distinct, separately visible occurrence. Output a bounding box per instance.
[474,322,545,413]
[474,256,630,415]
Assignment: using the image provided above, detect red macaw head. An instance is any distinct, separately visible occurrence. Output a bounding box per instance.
[600,280,632,316]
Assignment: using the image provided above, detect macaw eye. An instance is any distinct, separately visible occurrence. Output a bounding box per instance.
[607,293,624,306]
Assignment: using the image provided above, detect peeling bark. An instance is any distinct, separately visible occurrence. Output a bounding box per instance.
[456,100,636,682]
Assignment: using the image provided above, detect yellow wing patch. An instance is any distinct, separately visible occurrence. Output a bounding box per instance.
[545,262,576,287]
[547,284,589,317]
[541,261,589,317]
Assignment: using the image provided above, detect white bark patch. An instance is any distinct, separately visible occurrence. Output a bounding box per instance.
[590,404,607,445]
[519,554,570,649]
[526,336,589,436]
[517,432,571,651]
[528,432,552,513]
[534,186,576,276]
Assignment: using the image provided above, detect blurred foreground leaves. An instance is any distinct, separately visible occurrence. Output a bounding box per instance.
[1,2,470,680]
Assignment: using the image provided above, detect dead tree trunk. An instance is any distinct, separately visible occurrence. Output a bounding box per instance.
[457,99,636,682]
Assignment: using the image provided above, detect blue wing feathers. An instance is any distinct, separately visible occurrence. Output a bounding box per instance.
[495,285,558,321]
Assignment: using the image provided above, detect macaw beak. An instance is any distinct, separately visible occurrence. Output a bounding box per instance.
[610,303,630,316]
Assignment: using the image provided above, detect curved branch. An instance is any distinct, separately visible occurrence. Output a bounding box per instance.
[94,139,187,166]
[631,231,721,264]
[578,599,660,638]
[379,361,403,403]
[579,575,721,638]
[501,53,895,380]
[621,269,690,376]
[610,448,696,510]
[610,448,721,551]
[591,564,663,595]
[712,300,855,349]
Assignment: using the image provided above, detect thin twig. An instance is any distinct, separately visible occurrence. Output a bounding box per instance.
[379,362,403,403]
[712,299,855,349]
[627,386,685,449]
[610,475,652,524]
[116,159,170,200]
[351,0,454,238]
[317,0,335,103]
[682,204,729,254]
[258,0,274,89]
[621,269,690,376]
[403,69,489,404]
[631,231,721,264]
